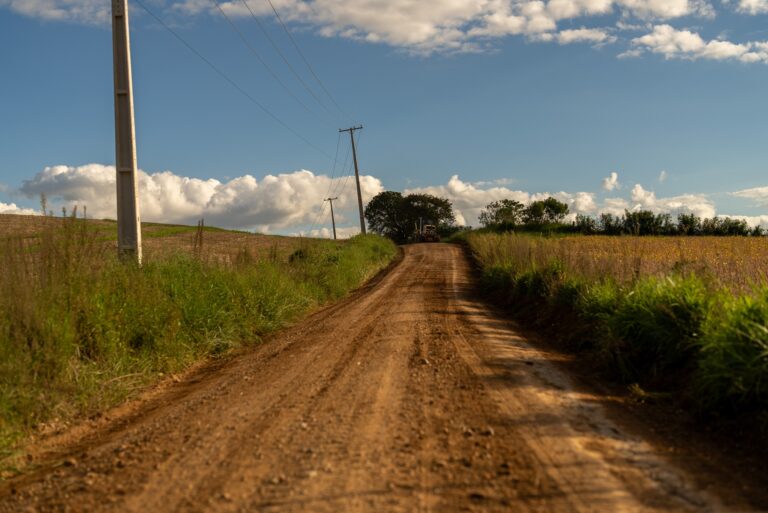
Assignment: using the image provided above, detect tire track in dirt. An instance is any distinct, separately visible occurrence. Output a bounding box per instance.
[0,243,754,512]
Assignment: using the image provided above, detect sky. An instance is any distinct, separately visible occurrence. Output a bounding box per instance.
[1,0,767,237]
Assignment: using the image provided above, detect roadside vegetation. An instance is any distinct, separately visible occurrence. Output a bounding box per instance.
[464,231,768,424]
[0,213,397,466]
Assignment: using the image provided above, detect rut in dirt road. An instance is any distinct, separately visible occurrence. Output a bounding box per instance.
[0,243,745,512]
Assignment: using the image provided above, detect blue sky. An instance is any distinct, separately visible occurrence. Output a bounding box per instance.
[1,0,767,235]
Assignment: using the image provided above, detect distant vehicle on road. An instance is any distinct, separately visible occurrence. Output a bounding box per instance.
[421,224,440,242]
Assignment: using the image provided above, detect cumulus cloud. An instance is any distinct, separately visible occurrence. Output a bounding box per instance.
[8,165,763,232]
[629,24,768,63]
[732,0,768,15]
[2,0,720,54]
[0,0,109,23]
[18,163,383,233]
[602,171,620,191]
[629,183,715,217]
[730,185,768,206]
[0,201,39,215]
[401,175,721,226]
[556,27,617,45]
[302,225,361,239]
[601,197,630,215]
[403,174,596,226]
[658,169,668,182]
[724,214,768,229]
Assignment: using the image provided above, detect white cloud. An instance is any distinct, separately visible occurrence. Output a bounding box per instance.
[628,183,715,217]
[617,0,714,19]
[733,0,768,15]
[302,225,361,239]
[404,174,529,226]
[8,166,764,232]
[0,201,40,215]
[1,0,720,54]
[630,24,768,63]
[602,171,620,191]
[403,174,596,226]
[658,169,668,182]
[0,0,108,23]
[601,197,630,215]
[724,214,768,229]
[556,27,617,45]
[730,185,768,205]
[18,163,383,233]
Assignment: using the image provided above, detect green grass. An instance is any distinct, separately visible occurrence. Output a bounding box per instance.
[0,217,396,466]
[465,231,768,420]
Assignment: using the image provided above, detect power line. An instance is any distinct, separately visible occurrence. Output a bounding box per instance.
[262,0,352,122]
[210,0,330,127]
[133,0,335,161]
[330,128,359,199]
[339,125,365,234]
[307,131,342,235]
[238,0,342,125]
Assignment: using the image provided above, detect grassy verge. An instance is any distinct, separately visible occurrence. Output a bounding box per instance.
[463,232,768,425]
[0,217,397,467]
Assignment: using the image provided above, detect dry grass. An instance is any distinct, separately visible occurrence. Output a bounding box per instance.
[468,233,768,292]
[0,214,314,265]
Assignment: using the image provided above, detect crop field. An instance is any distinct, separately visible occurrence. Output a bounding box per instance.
[0,214,305,264]
[468,232,768,292]
[465,231,768,420]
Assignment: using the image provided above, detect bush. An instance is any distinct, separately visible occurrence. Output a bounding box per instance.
[696,292,768,412]
[603,276,710,384]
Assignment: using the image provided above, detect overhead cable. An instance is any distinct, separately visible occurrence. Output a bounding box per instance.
[133,0,335,161]
[262,0,352,123]
[210,0,331,128]
[239,0,343,125]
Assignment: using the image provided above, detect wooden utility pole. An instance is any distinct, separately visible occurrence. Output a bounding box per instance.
[112,0,142,263]
[339,125,365,235]
[325,197,338,240]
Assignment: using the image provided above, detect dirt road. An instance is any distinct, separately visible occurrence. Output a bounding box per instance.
[0,244,751,512]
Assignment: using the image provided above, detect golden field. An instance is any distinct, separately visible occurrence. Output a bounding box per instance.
[467,233,768,292]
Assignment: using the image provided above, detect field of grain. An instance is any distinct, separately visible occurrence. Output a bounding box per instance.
[468,233,768,292]
[465,231,768,418]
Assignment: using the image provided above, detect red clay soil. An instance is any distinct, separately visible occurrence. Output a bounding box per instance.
[0,243,763,512]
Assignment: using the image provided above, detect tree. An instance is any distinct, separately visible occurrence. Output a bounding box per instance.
[575,214,597,234]
[364,191,407,241]
[623,210,675,235]
[524,197,569,225]
[364,191,455,242]
[677,213,702,236]
[479,199,525,228]
[401,194,455,231]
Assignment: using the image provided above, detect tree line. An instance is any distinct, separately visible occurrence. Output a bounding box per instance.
[363,191,763,242]
[481,198,763,236]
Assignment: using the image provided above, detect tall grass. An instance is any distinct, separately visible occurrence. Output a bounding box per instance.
[0,216,396,462]
[465,232,768,420]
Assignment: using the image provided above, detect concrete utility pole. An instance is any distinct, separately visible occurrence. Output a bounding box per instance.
[112,0,142,263]
[339,125,365,235]
[325,197,338,240]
